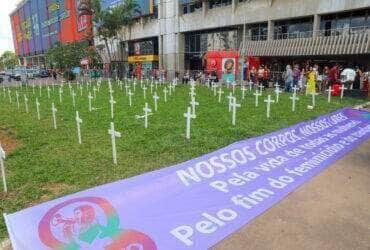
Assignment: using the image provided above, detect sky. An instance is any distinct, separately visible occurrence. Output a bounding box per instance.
[0,0,19,55]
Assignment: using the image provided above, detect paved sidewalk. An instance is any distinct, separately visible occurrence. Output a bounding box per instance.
[214,139,370,250]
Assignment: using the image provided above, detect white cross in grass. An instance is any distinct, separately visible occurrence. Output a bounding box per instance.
[108,122,121,164]
[264,94,275,118]
[0,144,7,192]
[184,106,196,139]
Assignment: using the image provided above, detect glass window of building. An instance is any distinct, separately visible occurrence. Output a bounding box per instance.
[209,0,232,9]
[128,38,158,56]
[185,29,237,70]
[320,9,369,36]
[274,18,313,40]
[248,23,268,40]
[182,1,202,14]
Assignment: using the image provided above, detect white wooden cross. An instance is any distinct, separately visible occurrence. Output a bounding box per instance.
[59,87,63,103]
[109,95,116,119]
[169,83,174,96]
[75,111,83,144]
[108,87,114,99]
[108,122,121,164]
[16,91,20,110]
[264,94,275,118]
[248,80,253,91]
[142,85,147,99]
[254,90,262,107]
[72,90,76,108]
[125,84,130,96]
[326,86,333,103]
[274,82,280,89]
[189,86,196,99]
[35,98,41,120]
[153,92,159,111]
[133,80,137,92]
[173,77,178,88]
[292,86,299,95]
[51,102,57,129]
[88,92,93,112]
[150,82,154,94]
[241,85,247,99]
[290,92,299,112]
[231,81,236,94]
[311,92,319,107]
[218,87,224,103]
[8,89,12,103]
[68,82,72,95]
[119,80,123,90]
[172,78,178,91]
[184,106,196,139]
[47,86,51,99]
[212,83,217,96]
[227,93,234,112]
[136,103,152,128]
[231,97,241,126]
[128,89,133,106]
[93,86,97,99]
[274,87,282,103]
[340,84,347,100]
[190,97,199,116]
[79,85,83,96]
[258,85,264,93]
[163,87,168,102]
[0,144,7,192]
[24,94,29,113]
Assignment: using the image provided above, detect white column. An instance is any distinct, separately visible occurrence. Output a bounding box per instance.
[313,14,321,39]
[267,20,274,41]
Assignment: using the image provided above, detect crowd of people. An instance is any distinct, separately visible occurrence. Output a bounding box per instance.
[278,63,368,94]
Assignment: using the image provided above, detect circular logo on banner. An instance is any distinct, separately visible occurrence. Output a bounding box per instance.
[38,197,157,250]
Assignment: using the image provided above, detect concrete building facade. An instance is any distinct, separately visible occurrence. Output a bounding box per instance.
[98,0,370,80]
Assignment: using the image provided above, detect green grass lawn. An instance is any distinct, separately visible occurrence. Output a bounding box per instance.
[0,81,365,239]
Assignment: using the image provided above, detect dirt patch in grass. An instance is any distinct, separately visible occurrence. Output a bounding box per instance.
[39,182,75,203]
[0,128,19,155]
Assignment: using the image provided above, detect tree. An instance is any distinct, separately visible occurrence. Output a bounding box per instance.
[0,51,19,70]
[90,0,139,64]
[45,41,102,79]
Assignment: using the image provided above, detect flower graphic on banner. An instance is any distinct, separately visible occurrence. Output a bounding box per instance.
[38,197,157,250]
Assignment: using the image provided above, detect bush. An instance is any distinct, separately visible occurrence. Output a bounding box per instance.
[63,70,76,81]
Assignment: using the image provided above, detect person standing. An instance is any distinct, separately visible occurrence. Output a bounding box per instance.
[293,64,301,88]
[307,66,317,94]
[322,66,329,90]
[52,69,57,81]
[328,64,339,86]
[257,65,264,86]
[250,66,256,83]
[353,66,362,90]
[300,68,307,92]
[284,64,293,92]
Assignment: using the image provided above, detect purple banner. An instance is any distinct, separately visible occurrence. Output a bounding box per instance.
[5,108,370,250]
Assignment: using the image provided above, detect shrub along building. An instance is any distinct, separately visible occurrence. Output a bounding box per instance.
[96,0,370,80]
[9,0,93,67]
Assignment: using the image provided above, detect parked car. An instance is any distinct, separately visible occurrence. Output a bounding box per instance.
[39,69,50,78]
